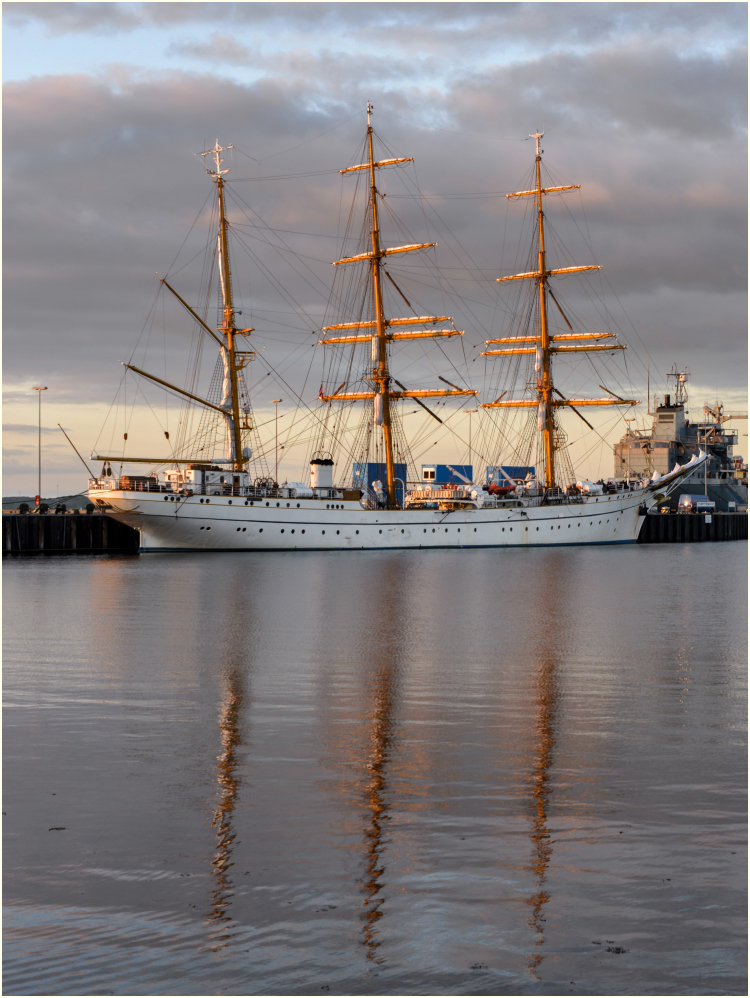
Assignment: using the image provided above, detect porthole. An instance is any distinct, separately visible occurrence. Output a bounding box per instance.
[281,529,285,534]
[276,502,280,508]
[200,498,204,504]
[200,526,204,530]
[228,500,232,505]
[445,528,448,533]
[326,504,330,509]
[356,530,359,535]
[259,528,263,533]
[322,530,326,535]
[401,529,405,534]
[568,524,571,528]
[475,528,478,532]
[536,527,539,531]
[509,527,512,532]
[297,503,300,508]
[379,529,382,534]
[336,530,340,535]
[291,529,295,534]
[457,528,460,533]
[287,503,290,508]
[598,520,601,524]
[432,529,435,533]
[236,527,241,532]
[525,527,528,532]
[423,529,427,533]
[242,528,246,532]
[266,502,269,507]
[164,496,168,501]
[206,499,210,504]
[301,529,305,534]
[244,500,248,506]
[206,527,211,531]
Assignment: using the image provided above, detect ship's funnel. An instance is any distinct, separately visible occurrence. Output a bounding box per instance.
[310,458,334,489]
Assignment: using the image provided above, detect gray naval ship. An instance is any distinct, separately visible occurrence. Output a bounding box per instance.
[614,367,747,511]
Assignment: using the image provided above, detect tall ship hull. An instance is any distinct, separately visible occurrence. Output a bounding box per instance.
[93,459,701,551]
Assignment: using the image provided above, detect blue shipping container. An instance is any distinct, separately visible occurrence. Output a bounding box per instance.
[420,464,473,485]
[353,463,408,503]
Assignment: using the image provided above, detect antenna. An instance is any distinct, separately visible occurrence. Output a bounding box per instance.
[367,101,374,127]
[529,130,544,156]
[200,139,233,178]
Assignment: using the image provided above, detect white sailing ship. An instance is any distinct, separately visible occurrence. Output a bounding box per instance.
[88,110,704,551]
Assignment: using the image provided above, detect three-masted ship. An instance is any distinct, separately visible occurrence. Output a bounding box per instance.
[88,112,704,551]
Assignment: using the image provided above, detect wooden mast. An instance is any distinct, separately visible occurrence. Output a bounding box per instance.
[323,107,478,503]
[366,104,398,508]
[480,136,640,484]
[531,132,556,489]
[202,141,245,472]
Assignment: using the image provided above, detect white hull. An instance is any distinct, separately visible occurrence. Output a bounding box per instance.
[94,488,657,552]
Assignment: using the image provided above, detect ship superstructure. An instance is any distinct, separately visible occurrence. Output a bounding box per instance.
[614,367,747,509]
[87,112,706,550]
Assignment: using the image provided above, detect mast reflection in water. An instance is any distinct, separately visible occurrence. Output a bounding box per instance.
[208,668,244,939]
[526,652,558,976]
[361,659,397,963]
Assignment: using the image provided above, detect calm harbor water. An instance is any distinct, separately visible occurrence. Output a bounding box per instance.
[3,544,747,996]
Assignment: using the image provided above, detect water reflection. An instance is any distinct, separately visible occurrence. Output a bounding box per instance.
[361,659,397,963]
[526,652,558,976]
[208,668,244,932]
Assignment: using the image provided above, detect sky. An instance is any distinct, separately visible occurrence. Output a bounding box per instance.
[3,1,747,497]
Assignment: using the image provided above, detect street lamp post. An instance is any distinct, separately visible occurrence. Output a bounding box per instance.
[32,386,48,505]
[271,399,282,485]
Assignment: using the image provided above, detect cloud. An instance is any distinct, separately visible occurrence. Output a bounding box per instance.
[168,33,252,66]
[2,2,746,480]
[3,424,60,435]
[6,2,746,52]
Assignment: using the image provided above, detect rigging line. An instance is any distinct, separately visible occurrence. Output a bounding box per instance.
[249,110,363,164]
[164,188,214,277]
[386,267,509,319]
[230,231,336,265]
[553,188,652,383]
[228,226,325,328]
[252,351,339,434]
[225,189,335,307]
[375,105,520,142]
[231,221,355,241]
[230,169,340,182]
